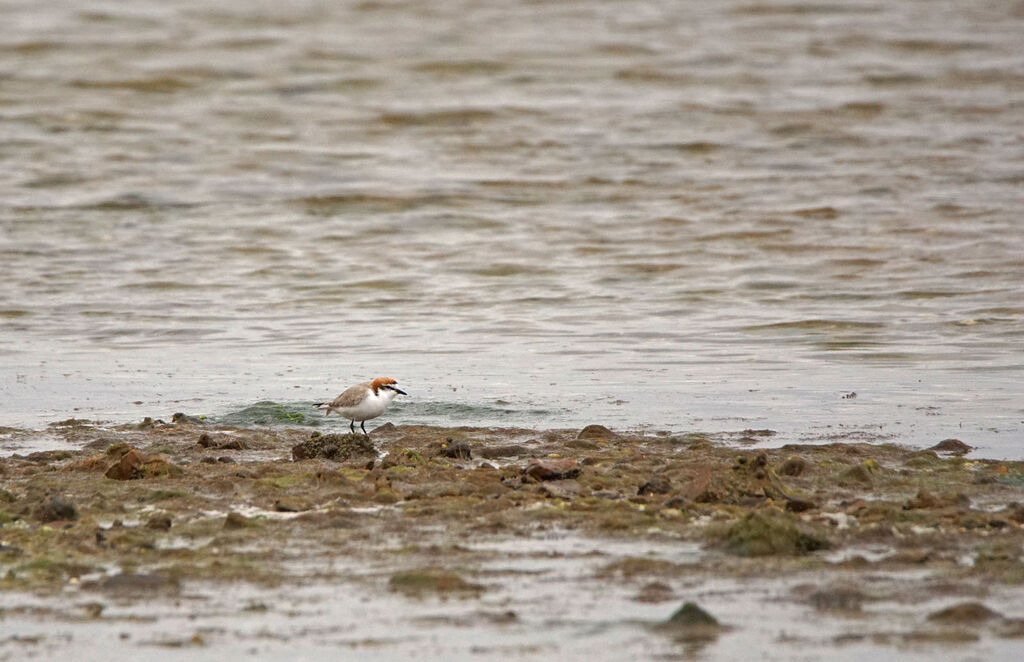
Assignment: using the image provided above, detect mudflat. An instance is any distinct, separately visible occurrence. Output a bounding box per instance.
[2,418,1023,660]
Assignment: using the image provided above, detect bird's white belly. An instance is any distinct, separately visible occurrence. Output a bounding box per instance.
[336,395,386,421]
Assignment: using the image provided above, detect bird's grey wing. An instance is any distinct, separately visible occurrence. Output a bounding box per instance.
[330,383,369,408]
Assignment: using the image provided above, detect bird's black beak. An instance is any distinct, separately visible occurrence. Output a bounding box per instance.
[389,386,407,396]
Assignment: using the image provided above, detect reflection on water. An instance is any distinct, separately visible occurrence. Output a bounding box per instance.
[0,0,1021,454]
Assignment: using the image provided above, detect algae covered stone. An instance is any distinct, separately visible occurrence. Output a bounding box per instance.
[722,511,830,557]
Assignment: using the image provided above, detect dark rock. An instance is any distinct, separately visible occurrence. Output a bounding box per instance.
[273,498,310,513]
[658,602,723,642]
[929,439,972,455]
[638,477,672,496]
[217,439,246,450]
[666,602,719,627]
[785,498,816,513]
[33,497,78,523]
[779,456,809,477]
[927,602,1002,624]
[291,433,375,462]
[197,433,215,448]
[217,456,234,463]
[576,424,618,440]
[723,511,830,557]
[146,514,172,531]
[200,456,217,464]
[524,458,581,482]
[440,439,472,460]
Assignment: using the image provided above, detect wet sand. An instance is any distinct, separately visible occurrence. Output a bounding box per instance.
[2,418,1024,660]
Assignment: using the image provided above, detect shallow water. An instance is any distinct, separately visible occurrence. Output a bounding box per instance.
[1,0,1022,455]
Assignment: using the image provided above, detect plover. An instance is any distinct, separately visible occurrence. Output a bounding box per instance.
[314,377,406,437]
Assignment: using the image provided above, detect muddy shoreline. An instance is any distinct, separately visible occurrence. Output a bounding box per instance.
[2,418,1024,660]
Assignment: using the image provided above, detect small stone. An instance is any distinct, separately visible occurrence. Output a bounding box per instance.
[33,497,78,523]
[779,456,809,477]
[904,489,942,510]
[638,477,672,496]
[273,498,309,513]
[224,512,254,529]
[440,439,472,460]
[929,438,972,455]
[217,439,245,450]
[723,511,830,557]
[785,498,816,513]
[665,602,720,627]
[635,581,675,604]
[576,424,618,440]
[146,514,172,531]
[838,464,873,487]
[928,602,1002,624]
[524,459,581,482]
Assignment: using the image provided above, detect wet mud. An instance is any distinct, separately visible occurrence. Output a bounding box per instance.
[2,418,1024,660]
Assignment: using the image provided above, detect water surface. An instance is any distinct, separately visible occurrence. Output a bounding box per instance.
[1,0,1021,455]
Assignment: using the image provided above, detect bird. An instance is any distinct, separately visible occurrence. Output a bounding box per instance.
[314,377,406,437]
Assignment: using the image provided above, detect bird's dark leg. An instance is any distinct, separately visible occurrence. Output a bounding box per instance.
[360,420,369,438]
[349,420,355,434]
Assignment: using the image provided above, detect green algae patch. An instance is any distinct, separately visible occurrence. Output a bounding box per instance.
[719,511,830,557]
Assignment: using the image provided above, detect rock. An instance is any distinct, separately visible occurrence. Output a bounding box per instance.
[538,479,584,500]
[658,602,724,641]
[291,434,375,462]
[928,602,1002,624]
[217,439,246,450]
[665,602,720,627]
[838,463,873,487]
[146,514,172,530]
[224,512,255,529]
[197,433,215,448]
[809,587,864,611]
[440,438,472,460]
[779,456,809,477]
[638,477,672,496]
[171,412,205,425]
[273,498,310,513]
[576,424,618,441]
[388,569,484,596]
[104,449,145,480]
[524,459,581,482]
[784,498,816,513]
[101,450,182,479]
[634,581,675,603]
[33,497,78,523]
[722,511,830,557]
[99,572,178,595]
[1006,503,1024,525]
[929,438,972,455]
[904,489,942,509]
